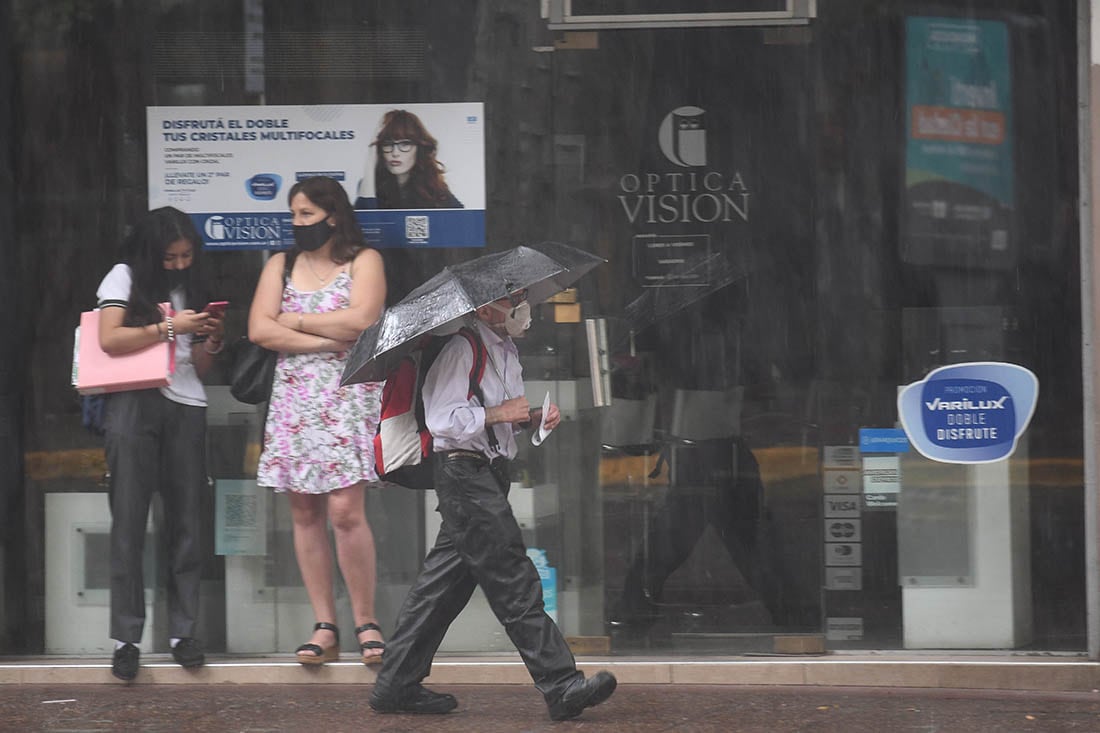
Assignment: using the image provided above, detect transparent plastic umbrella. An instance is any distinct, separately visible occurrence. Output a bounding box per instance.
[340,241,605,385]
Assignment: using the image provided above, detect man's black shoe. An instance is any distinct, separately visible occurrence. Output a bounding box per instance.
[548,671,617,721]
[111,643,140,681]
[369,684,458,714]
[171,638,205,669]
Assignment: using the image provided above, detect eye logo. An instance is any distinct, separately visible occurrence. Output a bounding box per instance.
[658,106,707,167]
[204,216,226,240]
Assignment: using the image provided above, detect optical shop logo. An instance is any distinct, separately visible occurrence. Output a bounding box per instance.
[618,105,751,225]
[659,106,707,167]
[897,362,1038,464]
[203,214,283,246]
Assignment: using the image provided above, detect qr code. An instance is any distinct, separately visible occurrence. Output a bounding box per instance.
[405,215,429,241]
[224,494,258,528]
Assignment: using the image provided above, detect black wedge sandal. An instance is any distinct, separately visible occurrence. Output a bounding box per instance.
[296,622,339,666]
[356,622,385,665]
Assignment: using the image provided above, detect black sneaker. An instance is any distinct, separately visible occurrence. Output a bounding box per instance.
[369,684,458,714]
[112,643,140,681]
[171,638,205,669]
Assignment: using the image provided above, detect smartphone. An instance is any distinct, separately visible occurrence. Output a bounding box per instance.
[203,301,229,318]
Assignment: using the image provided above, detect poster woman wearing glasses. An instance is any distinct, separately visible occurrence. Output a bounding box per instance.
[354,109,463,210]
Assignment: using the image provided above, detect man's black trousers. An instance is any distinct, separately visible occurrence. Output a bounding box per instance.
[374,453,581,701]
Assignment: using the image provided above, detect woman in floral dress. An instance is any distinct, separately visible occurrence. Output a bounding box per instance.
[248,176,388,665]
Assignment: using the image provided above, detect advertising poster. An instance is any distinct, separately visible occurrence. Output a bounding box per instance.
[148,103,485,249]
[902,17,1013,268]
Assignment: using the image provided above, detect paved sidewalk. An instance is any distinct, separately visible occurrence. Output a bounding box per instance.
[2,683,1100,732]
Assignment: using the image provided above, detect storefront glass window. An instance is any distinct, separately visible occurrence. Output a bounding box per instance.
[4,0,1084,657]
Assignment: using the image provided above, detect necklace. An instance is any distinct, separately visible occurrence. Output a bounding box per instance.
[303,254,338,284]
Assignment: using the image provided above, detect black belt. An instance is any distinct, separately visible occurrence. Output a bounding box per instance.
[439,450,511,481]
[440,449,490,464]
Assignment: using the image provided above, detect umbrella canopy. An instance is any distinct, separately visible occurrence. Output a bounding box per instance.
[341,241,605,385]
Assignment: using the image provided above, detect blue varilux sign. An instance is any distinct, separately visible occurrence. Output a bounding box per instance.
[897,362,1038,464]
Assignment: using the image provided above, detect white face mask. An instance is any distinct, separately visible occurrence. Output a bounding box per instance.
[489,300,532,337]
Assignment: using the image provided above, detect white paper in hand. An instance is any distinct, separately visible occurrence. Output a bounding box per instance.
[531,391,552,446]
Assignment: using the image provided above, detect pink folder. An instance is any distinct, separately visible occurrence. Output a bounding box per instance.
[72,306,176,395]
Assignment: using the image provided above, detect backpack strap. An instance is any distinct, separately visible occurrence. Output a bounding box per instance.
[457,326,500,452]
[412,334,446,435]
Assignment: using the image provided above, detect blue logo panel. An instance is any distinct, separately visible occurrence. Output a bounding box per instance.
[859,428,910,453]
[898,362,1038,464]
[197,212,286,249]
[192,209,486,250]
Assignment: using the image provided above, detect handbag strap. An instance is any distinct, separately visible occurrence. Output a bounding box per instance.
[283,251,297,284]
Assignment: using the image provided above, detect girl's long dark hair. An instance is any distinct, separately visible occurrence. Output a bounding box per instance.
[372,109,456,208]
[120,206,208,326]
[287,176,365,264]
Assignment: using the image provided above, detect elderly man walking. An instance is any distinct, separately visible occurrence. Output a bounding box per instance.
[368,288,617,721]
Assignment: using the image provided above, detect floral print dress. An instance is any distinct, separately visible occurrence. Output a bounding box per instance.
[257,272,381,494]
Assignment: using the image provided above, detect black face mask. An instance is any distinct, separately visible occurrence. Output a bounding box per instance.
[162,268,190,293]
[293,220,333,252]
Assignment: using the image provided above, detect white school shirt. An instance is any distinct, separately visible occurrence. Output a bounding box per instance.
[423,319,524,461]
[96,263,206,407]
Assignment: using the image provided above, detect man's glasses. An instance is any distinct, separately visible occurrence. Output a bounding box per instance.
[380,139,415,153]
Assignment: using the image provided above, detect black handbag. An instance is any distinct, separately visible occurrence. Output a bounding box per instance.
[230,339,277,404]
[230,252,295,405]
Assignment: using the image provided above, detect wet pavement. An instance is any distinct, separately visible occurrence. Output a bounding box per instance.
[2,683,1100,732]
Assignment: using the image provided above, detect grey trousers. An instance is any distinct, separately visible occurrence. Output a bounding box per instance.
[103,389,206,643]
[374,453,581,703]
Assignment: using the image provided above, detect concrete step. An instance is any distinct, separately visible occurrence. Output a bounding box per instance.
[1,653,1097,691]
